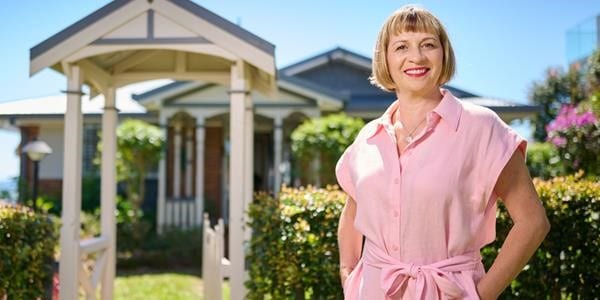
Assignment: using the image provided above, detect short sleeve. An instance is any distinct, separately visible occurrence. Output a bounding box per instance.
[335,144,357,200]
[481,113,528,200]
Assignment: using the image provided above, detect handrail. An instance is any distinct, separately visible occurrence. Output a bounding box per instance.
[79,236,109,255]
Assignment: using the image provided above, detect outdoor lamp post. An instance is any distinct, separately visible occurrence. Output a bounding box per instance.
[22,139,52,210]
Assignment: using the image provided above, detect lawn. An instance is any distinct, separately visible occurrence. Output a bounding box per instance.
[113,270,230,300]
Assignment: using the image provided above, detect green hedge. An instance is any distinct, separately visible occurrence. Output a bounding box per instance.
[0,203,58,299]
[247,175,600,299]
[484,172,600,298]
[246,186,345,299]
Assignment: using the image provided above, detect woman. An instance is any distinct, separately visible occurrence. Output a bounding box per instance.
[336,5,550,300]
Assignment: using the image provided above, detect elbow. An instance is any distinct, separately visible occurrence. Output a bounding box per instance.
[515,211,550,240]
[534,213,551,241]
[541,215,551,236]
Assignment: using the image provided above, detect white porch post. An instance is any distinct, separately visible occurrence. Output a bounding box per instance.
[59,63,83,300]
[173,124,183,227]
[229,61,251,300]
[100,86,117,300]
[273,115,283,195]
[195,117,205,226]
[185,127,194,198]
[243,87,253,244]
[183,127,194,228]
[173,124,182,199]
[157,114,167,234]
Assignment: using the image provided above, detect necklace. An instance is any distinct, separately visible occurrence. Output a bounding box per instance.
[394,114,427,144]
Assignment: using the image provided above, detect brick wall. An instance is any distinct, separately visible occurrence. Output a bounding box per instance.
[204,126,222,218]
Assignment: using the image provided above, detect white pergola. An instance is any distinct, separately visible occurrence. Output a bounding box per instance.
[29,1,276,299]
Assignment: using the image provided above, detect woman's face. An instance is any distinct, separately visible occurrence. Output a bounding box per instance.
[386,31,444,95]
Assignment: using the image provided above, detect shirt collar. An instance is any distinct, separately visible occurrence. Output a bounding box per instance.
[366,88,463,139]
[432,88,462,132]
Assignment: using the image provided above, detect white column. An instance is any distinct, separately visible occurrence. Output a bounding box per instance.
[243,90,253,244]
[157,114,167,233]
[59,64,83,300]
[173,124,182,199]
[185,127,194,198]
[229,61,250,300]
[183,127,194,229]
[195,118,205,226]
[100,86,117,300]
[273,115,283,195]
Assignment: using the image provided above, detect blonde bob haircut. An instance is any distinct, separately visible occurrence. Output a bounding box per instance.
[369,5,456,92]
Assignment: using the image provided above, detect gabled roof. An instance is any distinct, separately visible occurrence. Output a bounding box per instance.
[280,47,372,77]
[31,0,274,61]
[133,77,345,111]
[30,0,276,79]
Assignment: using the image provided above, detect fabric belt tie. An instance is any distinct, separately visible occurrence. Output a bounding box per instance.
[363,242,480,299]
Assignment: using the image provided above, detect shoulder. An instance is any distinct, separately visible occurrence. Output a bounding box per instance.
[355,119,382,141]
[339,119,381,158]
[457,99,506,133]
[459,100,502,125]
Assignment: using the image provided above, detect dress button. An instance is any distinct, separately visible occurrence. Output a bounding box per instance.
[394,178,400,184]
[393,211,399,217]
[393,245,399,251]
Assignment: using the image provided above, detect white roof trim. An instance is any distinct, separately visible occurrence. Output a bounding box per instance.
[282,48,371,76]
[278,80,343,111]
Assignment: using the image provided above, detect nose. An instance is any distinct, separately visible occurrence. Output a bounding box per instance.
[407,46,426,63]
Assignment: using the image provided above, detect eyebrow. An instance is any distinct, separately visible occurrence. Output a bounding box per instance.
[391,37,438,44]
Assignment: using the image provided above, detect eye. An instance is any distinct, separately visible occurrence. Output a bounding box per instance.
[395,44,407,51]
[422,43,436,48]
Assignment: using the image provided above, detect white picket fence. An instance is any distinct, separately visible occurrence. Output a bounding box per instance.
[202,213,230,300]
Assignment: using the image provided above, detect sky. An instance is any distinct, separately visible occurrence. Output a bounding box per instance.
[0,0,599,181]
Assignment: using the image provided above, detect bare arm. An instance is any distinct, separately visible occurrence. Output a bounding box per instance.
[477,150,551,299]
[338,195,364,285]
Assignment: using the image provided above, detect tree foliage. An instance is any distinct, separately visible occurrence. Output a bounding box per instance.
[529,66,586,141]
[98,119,164,210]
[530,49,600,142]
[290,113,364,186]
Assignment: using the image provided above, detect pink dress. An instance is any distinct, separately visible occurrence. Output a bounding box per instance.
[335,89,527,299]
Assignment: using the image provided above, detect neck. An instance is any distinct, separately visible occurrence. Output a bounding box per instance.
[394,87,443,113]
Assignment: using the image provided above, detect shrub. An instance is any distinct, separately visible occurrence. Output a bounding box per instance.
[526,142,565,179]
[0,203,58,299]
[246,186,345,299]
[247,175,600,299]
[483,172,600,298]
[291,113,364,186]
[545,104,600,177]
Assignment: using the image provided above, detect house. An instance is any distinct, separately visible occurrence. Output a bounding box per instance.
[0,46,539,228]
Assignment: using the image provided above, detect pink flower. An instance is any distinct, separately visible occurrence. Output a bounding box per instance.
[549,136,567,147]
[546,105,597,133]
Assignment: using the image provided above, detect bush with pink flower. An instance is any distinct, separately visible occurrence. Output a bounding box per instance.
[545,104,600,177]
